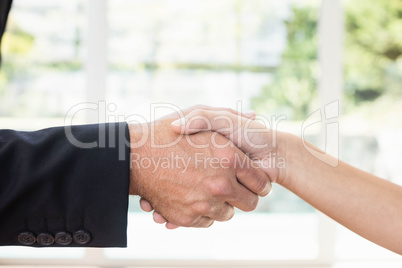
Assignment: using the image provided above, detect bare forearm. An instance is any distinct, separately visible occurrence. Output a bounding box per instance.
[279,133,402,255]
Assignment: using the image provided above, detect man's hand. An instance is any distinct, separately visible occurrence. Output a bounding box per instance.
[129,107,271,229]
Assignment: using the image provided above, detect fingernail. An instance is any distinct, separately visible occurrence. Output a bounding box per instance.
[263,182,272,196]
[171,117,186,127]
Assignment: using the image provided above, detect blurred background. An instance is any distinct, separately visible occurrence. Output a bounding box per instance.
[0,0,402,267]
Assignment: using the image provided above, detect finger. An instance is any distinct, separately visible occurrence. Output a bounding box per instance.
[208,202,235,222]
[182,105,256,120]
[140,198,153,212]
[225,180,260,212]
[172,109,270,158]
[234,148,272,197]
[203,106,255,120]
[153,211,167,224]
[165,222,180,229]
[190,216,215,228]
[243,110,257,120]
[165,214,214,228]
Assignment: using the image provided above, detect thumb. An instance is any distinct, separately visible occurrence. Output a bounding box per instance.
[171,108,256,135]
[170,117,190,134]
[171,109,251,139]
[170,111,214,134]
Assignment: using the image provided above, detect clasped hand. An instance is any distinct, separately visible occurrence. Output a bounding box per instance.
[129,105,279,229]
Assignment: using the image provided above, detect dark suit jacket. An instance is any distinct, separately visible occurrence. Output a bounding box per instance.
[0,1,130,247]
[0,124,131,247]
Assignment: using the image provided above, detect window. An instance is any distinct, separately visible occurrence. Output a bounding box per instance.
[0,0,401,267]
[336,0,402,261]
[106,0,320,263]
[0,0,87,128]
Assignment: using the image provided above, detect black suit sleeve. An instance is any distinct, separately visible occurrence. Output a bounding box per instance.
[0,122,130,247]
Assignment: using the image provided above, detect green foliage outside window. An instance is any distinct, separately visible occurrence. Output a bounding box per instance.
[252,0,402,120]
[2,1,402,120]
[344,0,402,105]
[251,5,318,120]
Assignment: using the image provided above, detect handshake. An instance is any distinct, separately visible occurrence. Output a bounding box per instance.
[129,104,402,254]
[128,105,285,229]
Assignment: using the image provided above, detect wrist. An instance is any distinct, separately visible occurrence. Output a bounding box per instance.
[275,132,303,187]
[128,123,150,196]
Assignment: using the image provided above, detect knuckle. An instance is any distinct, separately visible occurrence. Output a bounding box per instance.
[192,108,208,118]
[223,206,235,221]
[177,215,196,227]
[188,109,209,128]
[224,149,236,167]
[208,179,233,197]
[214,146,235,165]
[192,202,212,215]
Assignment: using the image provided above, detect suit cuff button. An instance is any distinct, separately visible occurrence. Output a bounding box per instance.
[55,232,73,246]
[37,233,55,246]
[73,230,91,245]
[18,232,36,246]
